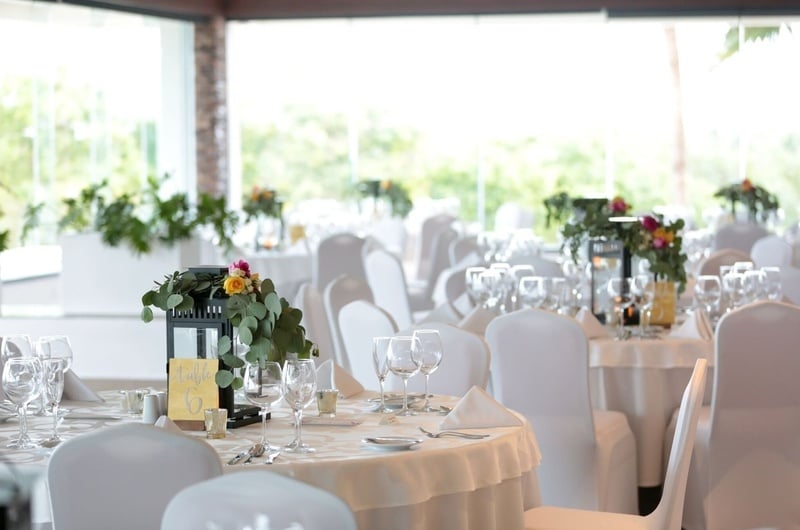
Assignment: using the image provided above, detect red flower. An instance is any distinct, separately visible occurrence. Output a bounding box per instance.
[609,196,629,213]
[741,178,754,192]
[652,237,667,249]
[641,215,660,233]
[228,259,251,277]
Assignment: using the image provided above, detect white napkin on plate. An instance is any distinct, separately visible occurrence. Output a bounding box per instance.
[574,307,611,339]
[315,359,364,398]
[457,306,496,336]
[440,385,522,430]
[63,371,105,402]
[670,310,713,340]
[154,415,183,434]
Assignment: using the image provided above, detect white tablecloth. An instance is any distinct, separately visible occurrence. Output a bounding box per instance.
[244,246,312,300]
[3,391,541,530]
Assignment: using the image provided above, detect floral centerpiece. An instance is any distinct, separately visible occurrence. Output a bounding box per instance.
[355,179,413,218]
[243,186,283,221]
[141,259,315,389]
[713,178,779,223]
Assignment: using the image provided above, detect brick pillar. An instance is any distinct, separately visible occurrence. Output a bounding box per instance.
[194,15,228,197]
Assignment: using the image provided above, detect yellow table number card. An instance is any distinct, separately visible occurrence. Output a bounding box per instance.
[168,359,219,430]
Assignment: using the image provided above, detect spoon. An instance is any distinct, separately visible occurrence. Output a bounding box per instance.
[242,442,266,464]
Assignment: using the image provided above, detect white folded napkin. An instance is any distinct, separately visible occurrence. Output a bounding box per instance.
[154,415,183,434]
[457,306,496,336]
[670,310,713,340]
[574,307,611,339]
[440,385,522,430]
[63,371,105,402]
[315,359,365,398]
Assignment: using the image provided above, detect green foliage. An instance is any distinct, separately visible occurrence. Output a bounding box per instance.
[719,26,786,61]
[355,179,413,218]
[713,178,779,223]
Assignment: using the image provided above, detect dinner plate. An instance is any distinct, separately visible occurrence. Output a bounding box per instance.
[361,436,423,451]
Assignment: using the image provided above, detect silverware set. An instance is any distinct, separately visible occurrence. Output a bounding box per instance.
[227,443,280,465]
[418,426,489,439]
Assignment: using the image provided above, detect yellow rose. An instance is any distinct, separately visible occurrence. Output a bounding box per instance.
[224,276,246,295]
[261,190,274,200]
[380,180,392,191]
[653,227,675,244]
[251,273,260,284]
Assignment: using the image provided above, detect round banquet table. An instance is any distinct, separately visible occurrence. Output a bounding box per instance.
[1,390,542,530]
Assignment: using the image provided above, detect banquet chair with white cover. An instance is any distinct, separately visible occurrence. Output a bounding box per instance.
[409,225,459,311]
[161,470,357,530]
[413,213,457,284]
[750,234,793,268]
[524,359,708,530]
[678,301,800,530]
[388,321,490,396]
[449,234,480,266]
[293,282,335,363]
[780,264,800,305]
[485,308,638,514]
[697,248,751,276]
[364,248,418,331]
[367,216,407,259]
[323,275,374,372]
[338,299,398,388]
[711,222,770,255]
[48,423,222,530]
[312,232,367,291]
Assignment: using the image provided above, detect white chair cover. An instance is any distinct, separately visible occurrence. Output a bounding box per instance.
[697,248,752,276]
[364,248,415,331]
[323,275,374,372]
[411,226,459,311]
[681,301,800,530]
[388,321,491,396]
[780,265,800,305]
[293,282,335,363]
[525,359,708,530]
[313,232,367,291]
[711,222,770,255]
[485,308,638,514]
[367,217,407,259]
[161,470,357,530]
[449,235,480,266]
[48,423,222,530]
[413,213,457,282]
[494,202,535,233]
[338,300,398,389]
[750,234,793,268]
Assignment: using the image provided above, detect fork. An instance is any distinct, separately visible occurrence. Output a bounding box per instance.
[418,426,489,439]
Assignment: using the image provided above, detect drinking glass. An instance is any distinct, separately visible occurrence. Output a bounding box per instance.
[40,359,65,448]
[464,266,487,305]
[544,278,567,312]
[371,337,393,413]
[1,335,34,363]
[386,336,421,416]
[509,264,535,310]
[282,359,317,454]
[518,276,547,309]
[488,262,512,313]
[632,274,656,338]
[694,275,722,317]
[722,272,745,310]
[36,336,74,373]
[244,360,284,451]
[742,269,766,304]
[761,267,782,301]
[607,277,634,340]
[477,269,504,312]
[2,357,42,449]
[411,330,443,412]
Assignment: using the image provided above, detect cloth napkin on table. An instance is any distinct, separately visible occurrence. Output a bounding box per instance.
[154,415,183,434]
[63,370,105,402]
[315,359,364,398]
[440,386,522,430]
[574,307,611,339]
[670,310,713,340]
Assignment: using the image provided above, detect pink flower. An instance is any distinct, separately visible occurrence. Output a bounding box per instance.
[641,215,660,233]
[652,237,667,249]
[228,259,251,277]
[609,196,629,213]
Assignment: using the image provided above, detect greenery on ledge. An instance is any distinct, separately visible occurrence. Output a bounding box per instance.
[713,178,779,223]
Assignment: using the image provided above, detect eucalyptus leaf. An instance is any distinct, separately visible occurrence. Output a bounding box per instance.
[260,278,276,294]
[175,296,194,312]
[242,315,258,332]
[141,291,155,305]
[221,353,244,369]
[247,301,268,320]
[166,294,184,309]
[217,335,232,356]
[272,327,291,350]
[238,325,253,345]
[215,370,235,388]
[264,292,282,315]
[249,338,270,359]
[231,377,244,390]
[141,306,153,323]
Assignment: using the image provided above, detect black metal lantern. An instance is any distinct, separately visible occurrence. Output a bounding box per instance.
[588,237,633,324]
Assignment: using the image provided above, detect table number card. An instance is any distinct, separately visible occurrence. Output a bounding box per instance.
[167,358,219,430]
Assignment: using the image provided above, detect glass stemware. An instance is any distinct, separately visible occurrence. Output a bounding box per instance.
[2,357,42,449]
[632,274,656,338]
[40,358,65,448]
[761,266,782,301]
[412,329,443,413]
[694,274,722,318]
[518,276,547,309]
[1,335,34,363]
[607,277,634,340]
[371,337,393,413]
[282,359,317,454]
[722,272,745,310]
[386,336,421,417]
[244,360,284,451]
[36,335,74,373]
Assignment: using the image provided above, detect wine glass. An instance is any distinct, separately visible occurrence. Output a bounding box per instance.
[761,267,782,301]
[40,358,65,448]
[607,277,634,340]
[464,266,487,305]
[244,360,284,451]
[632,274,656,338]
[386,336,421,417]
[694,275,722,318]
[518,276,547,309]
[742,269,766,304]
[1,335,34,363]
[36,335,74,373]
[2,357,42,449]
[722,272,745,310]
[371,336,393,413]
[477,269,504,312]
[412,329,443,413]
[282,359,317,454]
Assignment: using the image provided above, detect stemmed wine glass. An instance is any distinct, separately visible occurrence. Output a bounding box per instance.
[607,277,634,340]
[40,358,65,448]
[371,337,393,413]
[282,359,317,454]
[411,330,443,413]
[2,357,42,449]
[518,276,547,309]
[632,274,656,338]
[694,275,722,318]
[1,335,34,363]
[386,336,421,417]
[244,360,284,451]
[35,335,74,415]
[761,267,782,301]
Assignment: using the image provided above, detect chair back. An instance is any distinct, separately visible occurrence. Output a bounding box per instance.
[294,282,335,363]
[414,213,457,282]
[48,423,222,530]
[712,222,770,255]
[697,248,752,276]
[389,322,490,395]
[449,235,480,266]
[705,301,800,530]
[323,275,374,371]
[338,300,398,388]
[313,232,367,291]
[420,226,459,301]
[648,359,707,530]
[368,217,407,258]
[780,265,800,305]
[485,308,599,509]
[364,248,414,330]
[751,234,793,268]
[161,470,357,530]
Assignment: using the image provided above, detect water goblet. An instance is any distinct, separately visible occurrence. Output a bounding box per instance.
[411,329,443,412]
[694,275,721,318]
[607,277,634,340]
[761,267,782,301]
[386,336,421,417]
[476,269,504,312]
[742,269,766,304]
[722,272,745,310]
[282,359,317,454]
[465,266,488,306]
[40,358,65,448]
[371,337,393,413]
[518,276,547,309]
[632,274,656,338]
[1,335,34,363]
[2,357,42,449]
[36,335,74,373]
[244,360,284,451]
